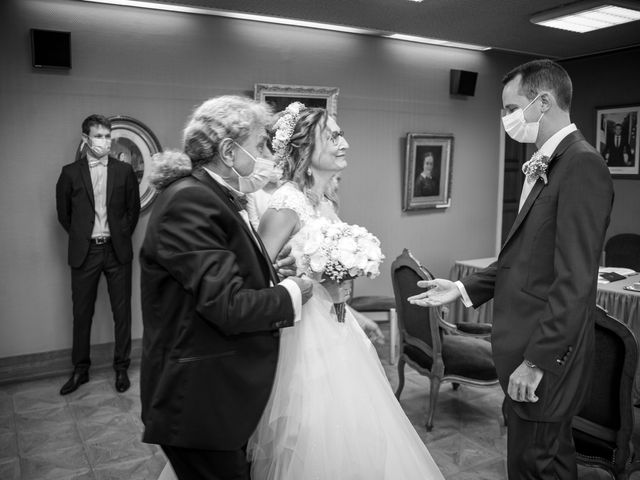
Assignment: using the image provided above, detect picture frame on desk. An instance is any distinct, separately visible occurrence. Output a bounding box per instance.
[596,104,640,179]
[403,133,453,211]
[254,84,339,117]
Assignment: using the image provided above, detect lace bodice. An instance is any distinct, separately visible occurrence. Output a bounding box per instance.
[268,182,338,227]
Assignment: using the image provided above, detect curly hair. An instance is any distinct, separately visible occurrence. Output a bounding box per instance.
[282,108,336,208]
[184,95,273,169]
[149,96,272,189]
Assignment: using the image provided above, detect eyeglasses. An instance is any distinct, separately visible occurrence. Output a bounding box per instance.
[327,130,345,145]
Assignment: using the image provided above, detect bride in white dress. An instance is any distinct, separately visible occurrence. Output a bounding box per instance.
[246,105,444,480]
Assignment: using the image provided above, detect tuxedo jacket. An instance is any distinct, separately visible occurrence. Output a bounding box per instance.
[139,168,295,451]
[56,155,140,267]
[462,130,614,422]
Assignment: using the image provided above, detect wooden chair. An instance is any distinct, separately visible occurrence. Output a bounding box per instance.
[604,233,640,271]
[572,306,640,479]
[391,248,499,431]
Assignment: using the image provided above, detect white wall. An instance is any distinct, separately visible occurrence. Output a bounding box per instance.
[0,0,530,358]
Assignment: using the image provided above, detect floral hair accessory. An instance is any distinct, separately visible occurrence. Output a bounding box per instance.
[271,102,306,165]
[522,151,550,185]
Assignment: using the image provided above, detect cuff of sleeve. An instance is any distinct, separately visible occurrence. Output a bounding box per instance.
[455,281,473,308]
[279,278,302,323]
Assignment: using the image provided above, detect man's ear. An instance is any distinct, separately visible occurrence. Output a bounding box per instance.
[539,92,554,113]
[218,138,236,167]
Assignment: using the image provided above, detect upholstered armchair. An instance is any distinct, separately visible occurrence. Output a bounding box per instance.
[572,305,640,479]
[390,248,499,431]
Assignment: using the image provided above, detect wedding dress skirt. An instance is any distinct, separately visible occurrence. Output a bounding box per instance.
[247,283,444,480]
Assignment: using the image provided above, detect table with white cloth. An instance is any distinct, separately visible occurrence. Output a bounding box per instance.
[450,257,640,401]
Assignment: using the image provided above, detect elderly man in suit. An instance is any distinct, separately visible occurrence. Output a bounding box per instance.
[140,96,312,480]
[56,114,141,395]
[409,59,613,479]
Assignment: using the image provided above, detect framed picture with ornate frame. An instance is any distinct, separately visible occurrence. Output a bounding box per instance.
[254,84,339,116]
[76,115,161,211]
[596,104,640,179]
[403,133,453,211]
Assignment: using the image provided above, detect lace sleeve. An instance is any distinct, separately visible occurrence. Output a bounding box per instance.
[267,183,314,225]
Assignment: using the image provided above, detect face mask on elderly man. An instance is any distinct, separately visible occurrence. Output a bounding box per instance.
[231,142,277,194]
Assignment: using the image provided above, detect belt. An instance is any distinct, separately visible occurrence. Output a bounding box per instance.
[91,236,111,245]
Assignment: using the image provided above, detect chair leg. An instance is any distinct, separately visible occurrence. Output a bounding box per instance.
[426,377,441,432]
[395,357,406,399]
[389,308,398,365]
[501,396,508,427]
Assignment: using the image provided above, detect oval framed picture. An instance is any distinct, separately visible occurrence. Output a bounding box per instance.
[75,115,161,211]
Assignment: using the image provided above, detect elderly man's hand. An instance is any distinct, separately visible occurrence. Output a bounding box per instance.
[274,244,297,279]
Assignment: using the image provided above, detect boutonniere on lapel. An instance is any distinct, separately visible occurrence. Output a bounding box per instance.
[522,151,551,185]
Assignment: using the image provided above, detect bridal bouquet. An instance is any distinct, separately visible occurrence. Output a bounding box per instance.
[290,218,384,321]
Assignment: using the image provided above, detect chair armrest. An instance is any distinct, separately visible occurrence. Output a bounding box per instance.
[455,322,492,336]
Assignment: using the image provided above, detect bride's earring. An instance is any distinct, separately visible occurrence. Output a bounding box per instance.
[306,168,312,177]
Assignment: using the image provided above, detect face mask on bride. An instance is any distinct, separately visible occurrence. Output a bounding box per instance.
[231,142,277,194]
[501,93,544,144]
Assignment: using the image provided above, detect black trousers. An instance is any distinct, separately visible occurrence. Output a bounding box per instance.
[161,445,250,480]
[505,399,577,480]
[70,242,131,372]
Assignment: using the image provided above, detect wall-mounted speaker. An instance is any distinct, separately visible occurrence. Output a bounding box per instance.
[450,69,477,96]
[31,29,71,69]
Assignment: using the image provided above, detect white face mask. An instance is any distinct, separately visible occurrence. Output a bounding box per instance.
[232,142,276,193]
[85,136,111,158]
[501,94,544,144]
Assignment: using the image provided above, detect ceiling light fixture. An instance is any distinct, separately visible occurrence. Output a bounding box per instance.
[531,2,640,33]
[385,33,491,51]
[79,0,491,51]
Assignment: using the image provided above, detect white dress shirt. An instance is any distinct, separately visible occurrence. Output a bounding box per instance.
[87,154,110,239]
[455,124,577,308]
[203,168,302,322]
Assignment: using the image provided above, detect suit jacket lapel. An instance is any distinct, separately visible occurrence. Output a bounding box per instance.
[191,169,279,285]
[500,130,584,251]
[79,156,95,208]
[106,157,115,206]
[502,180,545,249]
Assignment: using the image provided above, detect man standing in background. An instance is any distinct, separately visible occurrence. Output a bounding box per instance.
[56,114,141,395]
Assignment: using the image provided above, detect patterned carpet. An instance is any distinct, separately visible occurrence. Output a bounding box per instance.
[0,323,637,479]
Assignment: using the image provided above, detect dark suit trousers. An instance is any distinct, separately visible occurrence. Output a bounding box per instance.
[70,243,132,372]
[505,400,577,480]
[161,445,250,480]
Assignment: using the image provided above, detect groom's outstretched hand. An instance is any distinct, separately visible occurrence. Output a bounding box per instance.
[407,279,461,307]
[289,276,314,305]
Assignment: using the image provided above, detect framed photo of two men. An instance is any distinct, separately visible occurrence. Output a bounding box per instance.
[403,133,453,211]
[596,104,640,179]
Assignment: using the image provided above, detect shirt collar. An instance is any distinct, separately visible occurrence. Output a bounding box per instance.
[203,167,248,210]
[538,123,577,158]
[87,153,108,167]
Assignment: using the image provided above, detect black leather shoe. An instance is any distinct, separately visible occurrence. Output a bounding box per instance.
[115,370,130,393]
[60,371,89,395]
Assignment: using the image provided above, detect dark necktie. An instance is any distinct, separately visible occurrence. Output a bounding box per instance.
[615,136,620,148]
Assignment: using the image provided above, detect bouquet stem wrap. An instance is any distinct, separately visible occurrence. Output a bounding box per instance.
[323,279,353,323]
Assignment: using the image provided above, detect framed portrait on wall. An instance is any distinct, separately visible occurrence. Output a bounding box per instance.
[403,133,453,211]
[596,104,640,179]
[254,84,339,116]
[76,116,161,210]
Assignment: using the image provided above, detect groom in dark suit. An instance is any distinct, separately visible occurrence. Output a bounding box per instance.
[56,114,140,395]
[140,96,312,480]
[409,60,613,479]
